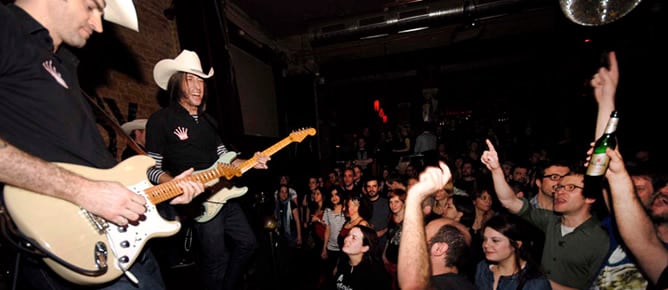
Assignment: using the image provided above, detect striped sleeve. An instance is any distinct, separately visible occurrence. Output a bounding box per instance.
[217,144,229,157]
[146,151,165,184]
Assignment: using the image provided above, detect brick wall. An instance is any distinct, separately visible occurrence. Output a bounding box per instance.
[91,0,180,159]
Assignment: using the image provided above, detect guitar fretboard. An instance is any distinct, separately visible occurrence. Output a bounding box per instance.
[238,137,295,173]
[144,164,240,204]
[144,127,315,205]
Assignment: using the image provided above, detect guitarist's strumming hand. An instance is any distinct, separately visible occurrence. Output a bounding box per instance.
[74,179,147,227]
[170,168,206,205]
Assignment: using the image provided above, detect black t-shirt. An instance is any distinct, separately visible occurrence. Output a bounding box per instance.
[334,257,391,290]
[384,218,402,264]
[145,105,222,175]
[0,4,116,168]
[430,272,476,290]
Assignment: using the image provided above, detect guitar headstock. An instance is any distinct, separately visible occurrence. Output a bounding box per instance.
[216,163,243,179]
[289,127,316,143]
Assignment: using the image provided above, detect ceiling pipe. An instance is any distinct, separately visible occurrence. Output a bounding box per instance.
[309,0,553,46]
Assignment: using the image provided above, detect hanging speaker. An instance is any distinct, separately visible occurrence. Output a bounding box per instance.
[560,0,643,26]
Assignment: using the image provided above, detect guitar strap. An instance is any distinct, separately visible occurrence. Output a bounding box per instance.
[81,90,147,156]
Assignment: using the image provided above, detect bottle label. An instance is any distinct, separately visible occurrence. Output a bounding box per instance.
[587,153,610,176]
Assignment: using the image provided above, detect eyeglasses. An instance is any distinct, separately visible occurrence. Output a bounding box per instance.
[555,184,584,192]
[543,173,568,181]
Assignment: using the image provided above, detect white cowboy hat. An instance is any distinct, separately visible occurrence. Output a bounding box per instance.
[153,50,214,90]
[104,0,139,32]
[121,119,147,135]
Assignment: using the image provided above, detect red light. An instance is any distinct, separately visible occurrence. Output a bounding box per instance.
[584,38,592,43]
[373,100,380,111]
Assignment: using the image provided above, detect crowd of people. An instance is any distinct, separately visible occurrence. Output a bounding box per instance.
[251,51,667,290]
[0,0,666,290]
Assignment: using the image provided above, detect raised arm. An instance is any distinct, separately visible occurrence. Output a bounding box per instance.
[604,147,667,284]
[480,139,524,213]
[398,161,451,290]
[590,51,618,139]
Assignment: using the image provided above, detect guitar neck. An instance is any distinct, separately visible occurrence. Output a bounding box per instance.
[144,128,315,204]
[144,166,237,204]
[237,136,295,173]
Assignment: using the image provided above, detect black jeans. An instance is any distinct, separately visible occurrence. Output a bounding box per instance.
[16,247,165,290]
[193,201,257,290]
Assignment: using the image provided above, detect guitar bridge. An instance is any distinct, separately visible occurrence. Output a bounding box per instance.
[81,208,109,234]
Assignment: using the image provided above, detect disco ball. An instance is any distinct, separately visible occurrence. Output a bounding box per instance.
[560,0,643,26]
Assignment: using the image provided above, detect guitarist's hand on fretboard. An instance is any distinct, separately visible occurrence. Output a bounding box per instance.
[252,152,271,169]
[169,168,206,205]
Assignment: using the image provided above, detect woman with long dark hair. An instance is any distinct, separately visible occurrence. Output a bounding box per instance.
[475,214,551,290]
[320,187,347,289]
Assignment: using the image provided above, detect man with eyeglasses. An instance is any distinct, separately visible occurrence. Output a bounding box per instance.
[482,139,608,290]
[530,161,572,210]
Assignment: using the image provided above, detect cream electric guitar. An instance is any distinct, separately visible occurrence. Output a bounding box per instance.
[194,127,317,223]
[2,156,241,285]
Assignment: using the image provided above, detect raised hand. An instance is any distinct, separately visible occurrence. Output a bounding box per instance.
[408,161,451,202]
[591,51,619,108]
[481,139,501,171]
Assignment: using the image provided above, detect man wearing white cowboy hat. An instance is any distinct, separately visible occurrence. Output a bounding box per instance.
[0,0,206,289]
[145,49,271,290]
[121,118,148,159]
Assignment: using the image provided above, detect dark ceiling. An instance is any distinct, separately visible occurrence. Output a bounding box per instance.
[224,0,666,157]
[230,0,397,38]
[226,0,664,70]
[229,0,560,52]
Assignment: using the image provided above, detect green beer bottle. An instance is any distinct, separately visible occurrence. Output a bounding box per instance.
[586,111,619,176]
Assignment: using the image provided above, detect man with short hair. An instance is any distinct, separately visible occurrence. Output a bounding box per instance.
[121,118,147,159]
[365,177,390,258]
[509,163,530,187]
[340,167,361,197]
[426,218,475,290]
[629,166,657,209]
[397,162,475,290]
[482,139,609,290]
[530,160,572,210]
[0,0,204,289]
